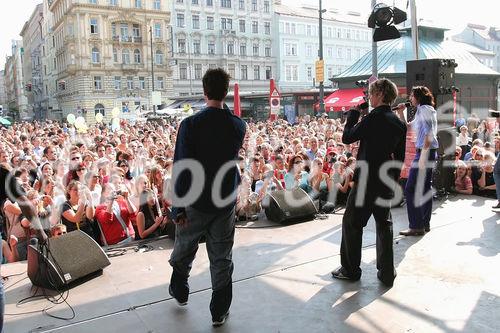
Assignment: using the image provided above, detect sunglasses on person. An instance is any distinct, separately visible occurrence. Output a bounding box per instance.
[54,231,67,236]
[294,160,303,165]
[71,156,81,161]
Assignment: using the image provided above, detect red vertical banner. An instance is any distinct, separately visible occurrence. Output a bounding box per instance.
[233,83,241,117]
[269,78,280,121]
[453,90,457,127]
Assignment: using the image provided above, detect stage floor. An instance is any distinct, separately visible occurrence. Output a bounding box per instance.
[3,195,500,333]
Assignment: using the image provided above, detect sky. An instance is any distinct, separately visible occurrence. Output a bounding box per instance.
[1,0,500,69]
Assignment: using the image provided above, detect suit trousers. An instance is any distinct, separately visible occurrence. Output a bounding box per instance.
[340,183,395,280]
[169,206,235,320]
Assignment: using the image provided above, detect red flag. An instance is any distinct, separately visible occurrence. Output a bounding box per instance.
[234,83,241,117]
[269,78,277,121]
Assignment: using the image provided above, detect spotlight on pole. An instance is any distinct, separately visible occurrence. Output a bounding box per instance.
[368,3,407,42]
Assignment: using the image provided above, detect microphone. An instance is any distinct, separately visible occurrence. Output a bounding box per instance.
[392,102,411,111]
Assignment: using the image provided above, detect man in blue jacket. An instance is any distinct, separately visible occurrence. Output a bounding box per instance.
[168,68,246,327]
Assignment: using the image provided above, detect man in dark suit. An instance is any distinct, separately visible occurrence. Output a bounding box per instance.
[331,78,407,287]
[168,68,246,327]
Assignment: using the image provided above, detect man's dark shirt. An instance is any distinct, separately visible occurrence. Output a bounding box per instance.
[342,105,407,195]
[171,107,246,217]
[0,166,24,205]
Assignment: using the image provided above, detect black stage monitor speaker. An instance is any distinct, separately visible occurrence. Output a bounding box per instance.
[28,230,111,290]
[264,188,318,224]
[432,127,456,192]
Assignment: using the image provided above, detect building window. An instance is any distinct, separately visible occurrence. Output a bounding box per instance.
[135,0,142,8]
[154,0,161,9]
[264,0,269,13]
[346,29,351,39]
[252,21,258,34]
[154,23,162,38]
[94,76,102,90]
[95,104,105,116]
[265,66,272,79]
[306,25,311,36]
[192,15,200,29]
[90,18,98,34]
[109,0,117,5]
[347,48,351,60]
[221,0,231,8]
[120,23,128,40]
[114,76,121,90]
[327,67,333,80]
[251,0,257,11]
[285,43,297,56]
[179,63,187,79]
[253,65,260,80]
[241,65,248,80]
[122,49,130,64]
[285,65,298,81]
[134,49,141,63]
[155,50,164,64]
[327,47,333,58]
[91,47,100,63]
[306,66,312,81]
[193,40,201,54]
[157,76,164,89]
[209,63,217,69]
[228,64,235,78]
[111,23,117,37]
[239,0,245,10]
[221,18,232,30]
[337,47,343,59]
[133,24,140,38]
[177,14,185,28]
[178,39,186,53]
[239,20,245,33]
[194,64,202,79]
[265,46,271,57]
[208,42,215,54]
[206,0,213,6]
[240,43,246,56]
[306,44,312,57]
[113,48,118,62]
[207,17,214,30]
[192,0,198,4]
[89,0,97,4]
[127,76,134,90]
[264,22,270,35]
[253,44,259,56]
[227,41,234,55]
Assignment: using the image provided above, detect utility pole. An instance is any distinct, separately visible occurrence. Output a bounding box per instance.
[410,0,419,59]
[318,0,326,115]
[371,0,378,78]
[150,26,156,116]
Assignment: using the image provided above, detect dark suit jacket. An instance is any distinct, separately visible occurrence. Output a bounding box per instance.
[171,107,246,217]
[342,105,407,195]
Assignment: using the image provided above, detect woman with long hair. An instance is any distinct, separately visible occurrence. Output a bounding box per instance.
[136,189,167,239]
[60,180,95,238]
[395,86,439,236]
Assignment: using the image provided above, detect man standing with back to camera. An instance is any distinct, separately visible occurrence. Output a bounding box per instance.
[168,68,246,327]
[331,78,407,287]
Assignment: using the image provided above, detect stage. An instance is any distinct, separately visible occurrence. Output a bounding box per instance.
[3,195,500,333]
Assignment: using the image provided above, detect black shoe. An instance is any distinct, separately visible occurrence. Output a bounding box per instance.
[331,266,360,281]
[169,285,188,306]
[377,270,396,287]
[492,202,500,209]
[399,229,425,236]
[425,226,430,232]
[212,311,230,327]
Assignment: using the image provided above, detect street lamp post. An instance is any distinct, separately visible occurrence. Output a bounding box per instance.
[150,26,156,116]
[371,0,378,78]
[318,0,326,115]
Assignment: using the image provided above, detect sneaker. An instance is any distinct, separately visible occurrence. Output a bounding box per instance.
[331,266,360,281]
[169,285,188,306]
[377,270,397,287]
[212,311,230,327]
[492,202,500,211]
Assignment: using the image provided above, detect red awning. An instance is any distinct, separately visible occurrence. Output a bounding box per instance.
[324,88,366,112]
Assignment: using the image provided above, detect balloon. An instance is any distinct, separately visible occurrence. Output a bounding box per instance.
[74,116,86,129]
[111,107,120,118]
[67,113,76,124]
[95,112,104,123]
[111,117,120,131]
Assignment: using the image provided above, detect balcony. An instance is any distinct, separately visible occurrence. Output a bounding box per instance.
[220,30,237,36]
[121,63,144,71]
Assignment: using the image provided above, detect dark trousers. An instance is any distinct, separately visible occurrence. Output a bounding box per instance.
[340,184,395,280]
[405,150,436,230]
[169,206,235,320]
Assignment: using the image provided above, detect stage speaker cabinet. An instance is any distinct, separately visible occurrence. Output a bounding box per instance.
[432,127,456,192]
[406,59,456,126]
[264,188,318,224]
[28,230,111,290]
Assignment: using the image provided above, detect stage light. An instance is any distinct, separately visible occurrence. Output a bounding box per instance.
[368,3,407,42]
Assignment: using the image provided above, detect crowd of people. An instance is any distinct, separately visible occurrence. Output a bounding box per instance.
[0,108,498,264]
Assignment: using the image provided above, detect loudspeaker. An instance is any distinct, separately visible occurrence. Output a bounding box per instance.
[28,230,111,290]
[432,127,456,193]
[264,188,318,224]
[406,59,456,126]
